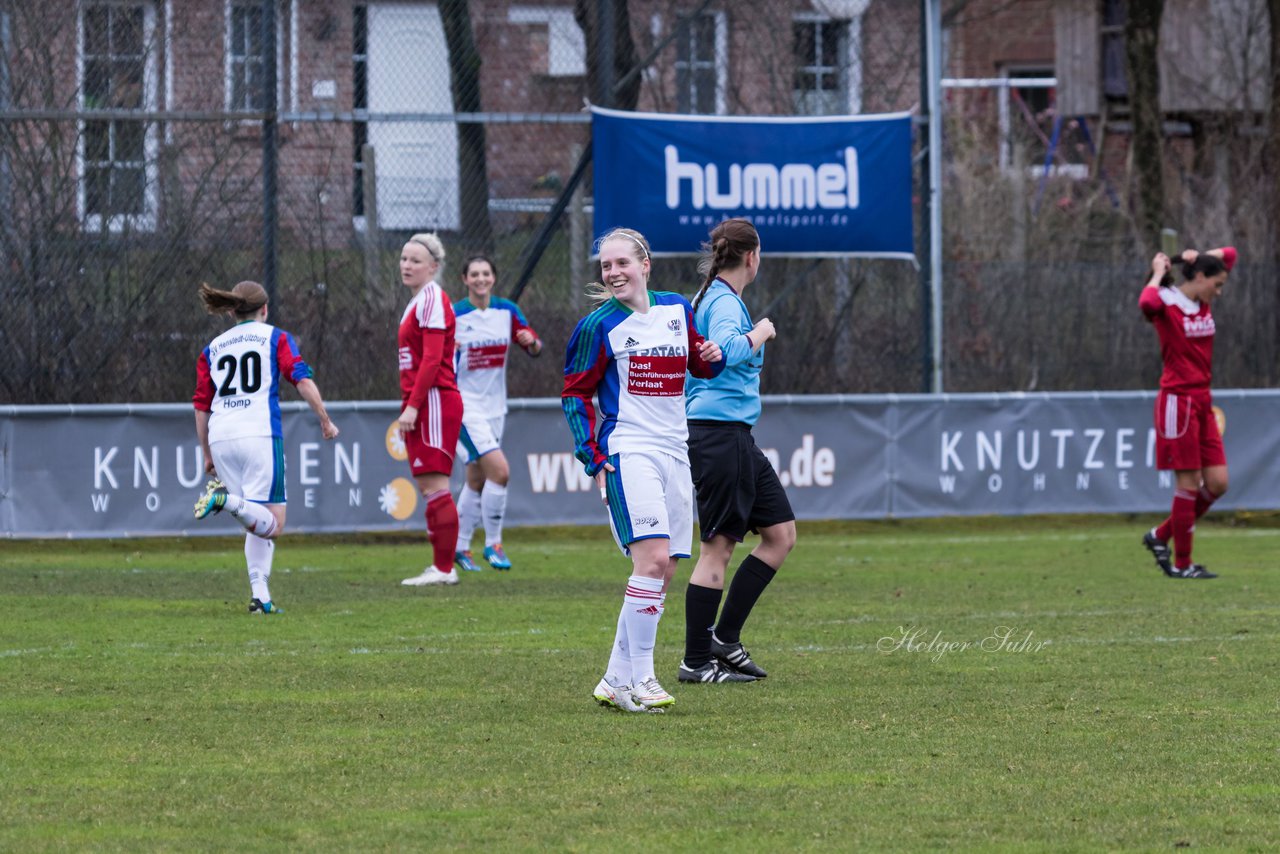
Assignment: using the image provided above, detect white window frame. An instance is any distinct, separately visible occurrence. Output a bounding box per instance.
[673,9,727,115]
[508,5,586,77]
[792,11,864,115]
[224,0,287,114]
[996,65,1064,176]
[77,0,160,233]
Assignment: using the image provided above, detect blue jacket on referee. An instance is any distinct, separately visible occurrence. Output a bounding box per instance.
[686,278,763,425]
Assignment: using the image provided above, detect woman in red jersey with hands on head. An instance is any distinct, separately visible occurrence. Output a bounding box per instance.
[396,232,466,588]
[1139,244,1236,579]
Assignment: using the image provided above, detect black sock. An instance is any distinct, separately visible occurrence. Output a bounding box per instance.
[714,554,777,645]
[683,583,723,668]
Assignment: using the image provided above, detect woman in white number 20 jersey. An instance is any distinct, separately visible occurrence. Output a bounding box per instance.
[192,280,339,614]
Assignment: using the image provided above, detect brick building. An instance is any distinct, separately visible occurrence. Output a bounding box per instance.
[6,0,1263,245]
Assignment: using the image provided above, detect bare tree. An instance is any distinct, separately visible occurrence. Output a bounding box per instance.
[1125,0,1166,249]
[440,0,493,252]
[574,0,642,109]
[1268,0,1280,258]
[0,2,297,403]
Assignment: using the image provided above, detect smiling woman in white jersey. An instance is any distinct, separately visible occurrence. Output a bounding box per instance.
[192,280,339,614]
[1139,245,1235,580]
[561,227,724,712]
[452,255,543,573]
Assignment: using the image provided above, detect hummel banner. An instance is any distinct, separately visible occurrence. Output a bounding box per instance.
[591,106,914,257]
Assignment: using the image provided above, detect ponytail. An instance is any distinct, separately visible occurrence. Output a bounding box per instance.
[692,218,759,311]
[199,280,268,318]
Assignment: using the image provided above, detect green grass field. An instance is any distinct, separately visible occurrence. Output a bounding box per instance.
[2,515,1277,852]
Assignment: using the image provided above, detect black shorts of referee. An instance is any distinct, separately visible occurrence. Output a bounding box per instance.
[688,420,795,543]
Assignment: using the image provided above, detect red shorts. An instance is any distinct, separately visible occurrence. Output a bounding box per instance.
[1154,390,1226,471]
[402,387,463,476]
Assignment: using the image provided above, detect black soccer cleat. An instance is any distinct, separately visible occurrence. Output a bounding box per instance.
[1169,564,1217,579]
[1143,529,1174,576]
[711,635,768,678]
[248,598,283,614]
[678,658,757,684]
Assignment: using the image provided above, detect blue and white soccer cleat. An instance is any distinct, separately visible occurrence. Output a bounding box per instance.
[454,550,483,572]
[194,479,228,519]
[483,543,512,570]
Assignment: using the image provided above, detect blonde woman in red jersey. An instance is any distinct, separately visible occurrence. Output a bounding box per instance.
[396,233,465,587]
[1139,245,1236,579]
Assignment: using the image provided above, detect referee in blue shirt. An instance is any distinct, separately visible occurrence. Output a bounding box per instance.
[678,219,796,684]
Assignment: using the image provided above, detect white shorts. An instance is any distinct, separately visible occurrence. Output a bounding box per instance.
[210,436,286,504]
[602,450,693,558]
[458,414,505,464]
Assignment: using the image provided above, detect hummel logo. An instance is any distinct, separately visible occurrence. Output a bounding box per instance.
[623,336,640,349]
[635,605,661,615]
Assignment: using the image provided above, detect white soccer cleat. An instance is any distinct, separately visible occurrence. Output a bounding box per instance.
[592,676,645,713]
[631,676,676,711]
[400,566,459,587]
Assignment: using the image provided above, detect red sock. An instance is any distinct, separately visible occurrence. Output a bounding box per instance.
[1170,488,1197,569]
[424,490,459,574]
[1194,486,1219,520]
[1154,515,1172,543]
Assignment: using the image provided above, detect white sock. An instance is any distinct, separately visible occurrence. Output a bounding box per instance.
[481,481,508,546]
[456,485,482,552]
[605,606,632,687]
[623,574,664,683]
[228,499,278,538]
[245,534,275,602]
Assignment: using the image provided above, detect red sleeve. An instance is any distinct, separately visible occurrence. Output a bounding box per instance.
[1138,287,1165,321]
[684,303,725,379]
[193,350,214,411]
[276,330,313,386]
[407,329,445,410]
[515,317,541,353]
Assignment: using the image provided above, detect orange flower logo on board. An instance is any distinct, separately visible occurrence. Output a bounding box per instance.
[386,420,407,460]
[378,477,418,520]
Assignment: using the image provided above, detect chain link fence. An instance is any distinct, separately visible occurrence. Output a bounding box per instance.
[1,0,1275,406]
